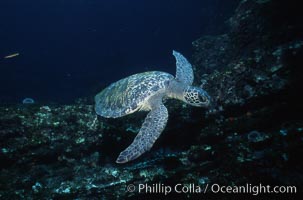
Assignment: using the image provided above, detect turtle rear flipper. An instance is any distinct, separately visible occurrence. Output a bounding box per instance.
[116,103,168,163]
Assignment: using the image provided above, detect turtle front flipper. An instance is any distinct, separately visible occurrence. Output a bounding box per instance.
[116,103,168,163]
[173,50,194,85]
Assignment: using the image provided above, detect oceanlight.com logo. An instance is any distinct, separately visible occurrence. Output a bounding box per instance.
[126,183,297,195]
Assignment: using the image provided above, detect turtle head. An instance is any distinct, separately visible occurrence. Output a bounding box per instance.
[183,86,211,107]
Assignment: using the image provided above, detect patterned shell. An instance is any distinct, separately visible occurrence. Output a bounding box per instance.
[95,71,173,118]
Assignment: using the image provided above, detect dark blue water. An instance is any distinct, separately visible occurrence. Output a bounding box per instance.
[0,0,239,103]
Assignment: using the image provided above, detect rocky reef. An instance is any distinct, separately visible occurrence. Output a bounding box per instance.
[1,0,302,198]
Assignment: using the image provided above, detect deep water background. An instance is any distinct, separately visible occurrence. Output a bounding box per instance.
[0,0,239,103]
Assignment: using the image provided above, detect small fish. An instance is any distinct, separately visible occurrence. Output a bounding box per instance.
[4,53,19,59]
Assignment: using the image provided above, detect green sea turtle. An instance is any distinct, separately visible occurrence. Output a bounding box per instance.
[95,50,211,163]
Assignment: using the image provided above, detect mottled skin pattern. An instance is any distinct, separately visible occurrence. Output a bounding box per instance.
[173,50,194,85]
[95,50,211,163]
[116,99,168,163]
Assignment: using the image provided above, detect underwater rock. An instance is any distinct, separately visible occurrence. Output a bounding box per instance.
[246,130,272,150]
[193,0,303,112]
[187,145,215,163]
[192,34,231,74]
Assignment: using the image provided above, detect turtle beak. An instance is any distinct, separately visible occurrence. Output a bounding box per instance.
[198,90,211,107]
